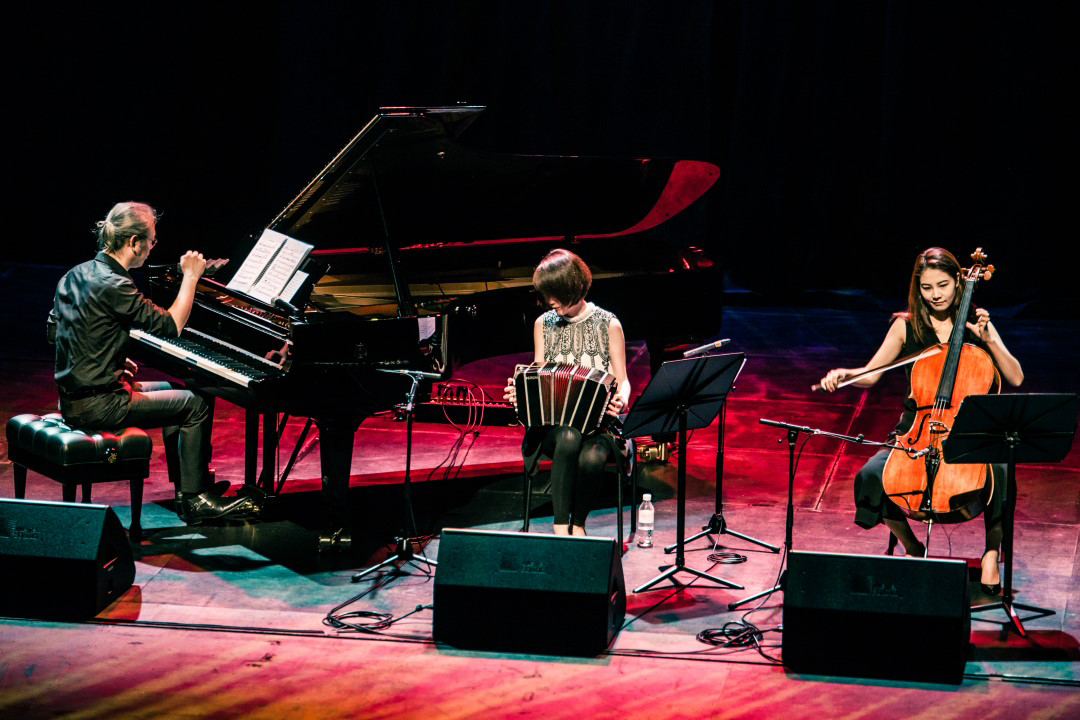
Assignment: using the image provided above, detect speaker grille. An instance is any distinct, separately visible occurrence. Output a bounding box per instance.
[783,550,970,683]
[0,499,135,620]
[433,529,626,655]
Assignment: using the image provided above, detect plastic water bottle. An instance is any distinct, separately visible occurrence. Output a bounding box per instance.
[637,494,655,548]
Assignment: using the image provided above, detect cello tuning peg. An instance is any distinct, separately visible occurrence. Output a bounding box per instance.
[983,264,995,280]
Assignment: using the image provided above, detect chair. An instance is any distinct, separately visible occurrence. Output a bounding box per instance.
[521,434,637,549]
[6,413,151,542]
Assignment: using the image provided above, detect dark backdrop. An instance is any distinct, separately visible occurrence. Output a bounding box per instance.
[7,1,1076,308]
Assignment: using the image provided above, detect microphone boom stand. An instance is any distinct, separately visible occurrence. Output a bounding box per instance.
[727,418,905,610]
[352,370,438,581]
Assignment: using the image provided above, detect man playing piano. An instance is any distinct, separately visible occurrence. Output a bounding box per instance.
[47,202,257,524]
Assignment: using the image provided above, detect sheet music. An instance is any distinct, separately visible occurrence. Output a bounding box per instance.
[226,230,282,294]
[226,228,313,304]
[279,270,309,303]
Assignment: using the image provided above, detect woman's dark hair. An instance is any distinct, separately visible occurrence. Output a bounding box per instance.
[532,248,592,307]
[893,247,963,345]
[95,202,158,253]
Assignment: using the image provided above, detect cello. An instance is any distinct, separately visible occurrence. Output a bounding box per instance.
[881,248,1000,523]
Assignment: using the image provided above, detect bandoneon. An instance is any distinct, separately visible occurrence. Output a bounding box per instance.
[513,363,617,434]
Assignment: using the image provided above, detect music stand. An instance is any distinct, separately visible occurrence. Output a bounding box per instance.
[623,353,745,593]
[943,393,1078,637]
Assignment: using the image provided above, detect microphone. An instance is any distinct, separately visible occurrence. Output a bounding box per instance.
[759,418,813,432]
[682,338,731,358]
[271,296,301,316]
[376,368,442,380]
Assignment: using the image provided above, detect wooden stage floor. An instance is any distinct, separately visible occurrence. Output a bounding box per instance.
[2,263,1078,719]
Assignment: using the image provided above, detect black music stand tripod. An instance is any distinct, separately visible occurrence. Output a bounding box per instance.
[943,393,1078,637]
[665,398,781,557]
[624,353,746,593]
[352,370,440,581]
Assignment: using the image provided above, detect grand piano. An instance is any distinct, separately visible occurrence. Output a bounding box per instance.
[130,105,721,527]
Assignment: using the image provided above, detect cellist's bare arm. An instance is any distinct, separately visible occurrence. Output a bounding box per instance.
[818,318,906,392]
[968,309,1024,386]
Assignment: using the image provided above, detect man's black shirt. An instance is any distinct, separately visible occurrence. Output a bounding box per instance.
[49,252,178,395]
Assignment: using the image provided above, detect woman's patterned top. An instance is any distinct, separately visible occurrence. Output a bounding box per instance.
[540,302,615,372]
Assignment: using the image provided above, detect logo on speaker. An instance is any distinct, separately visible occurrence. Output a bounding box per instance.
[498,555,547,574]
[0,519,41,541]
[849,574,900,598]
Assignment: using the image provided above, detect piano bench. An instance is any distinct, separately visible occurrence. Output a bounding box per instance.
[5,413,151,542]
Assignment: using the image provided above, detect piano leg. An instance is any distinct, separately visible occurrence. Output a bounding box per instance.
[260,412,278,493]
[242,410,283,493]
[245,410,259,487]
[317,419,360,529]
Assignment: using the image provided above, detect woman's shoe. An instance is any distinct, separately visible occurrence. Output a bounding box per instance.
[906,541,926,558]
[980,549,1001,595]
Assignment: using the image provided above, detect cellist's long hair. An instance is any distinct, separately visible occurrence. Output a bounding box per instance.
[893,247,963,345]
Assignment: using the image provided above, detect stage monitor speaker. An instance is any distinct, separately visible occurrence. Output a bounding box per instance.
[783,550,971,683]
[0,498,135,620]
[433,528,626,655]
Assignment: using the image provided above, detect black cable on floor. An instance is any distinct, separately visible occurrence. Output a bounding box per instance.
[324,540,437,641]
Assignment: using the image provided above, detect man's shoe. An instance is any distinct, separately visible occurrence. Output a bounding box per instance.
[179,492,259,525]
[174,480,231,506]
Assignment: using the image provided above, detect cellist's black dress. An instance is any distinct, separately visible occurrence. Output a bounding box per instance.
[853,319,1007,535]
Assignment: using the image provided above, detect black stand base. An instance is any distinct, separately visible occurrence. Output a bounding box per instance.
[351,536,437,582]
[728,570,784,611]
[664,513,781,555]
[633,561,743,593]
[971,598,1055,638]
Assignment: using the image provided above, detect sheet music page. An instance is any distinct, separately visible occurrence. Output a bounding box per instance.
[226,229,284,293]
[247,234,314,304]
[279,270,309,303]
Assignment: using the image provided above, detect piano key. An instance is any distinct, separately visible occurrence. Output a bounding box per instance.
[129,329,268,388]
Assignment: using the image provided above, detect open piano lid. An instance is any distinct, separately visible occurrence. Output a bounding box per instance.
[265,105,720,251]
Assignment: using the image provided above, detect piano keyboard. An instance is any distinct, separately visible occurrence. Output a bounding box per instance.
[129,328,281,388]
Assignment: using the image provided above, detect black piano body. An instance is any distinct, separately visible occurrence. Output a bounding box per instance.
[131,105,721,527]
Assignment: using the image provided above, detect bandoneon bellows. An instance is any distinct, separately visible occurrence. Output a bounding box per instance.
[513,363,617,434]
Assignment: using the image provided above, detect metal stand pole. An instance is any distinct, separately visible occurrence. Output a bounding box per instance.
[634,409,743,593]
[727,427,797,610]
[970,434,1054,636]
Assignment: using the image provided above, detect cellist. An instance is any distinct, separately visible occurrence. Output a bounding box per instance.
[818,247,1024,594]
